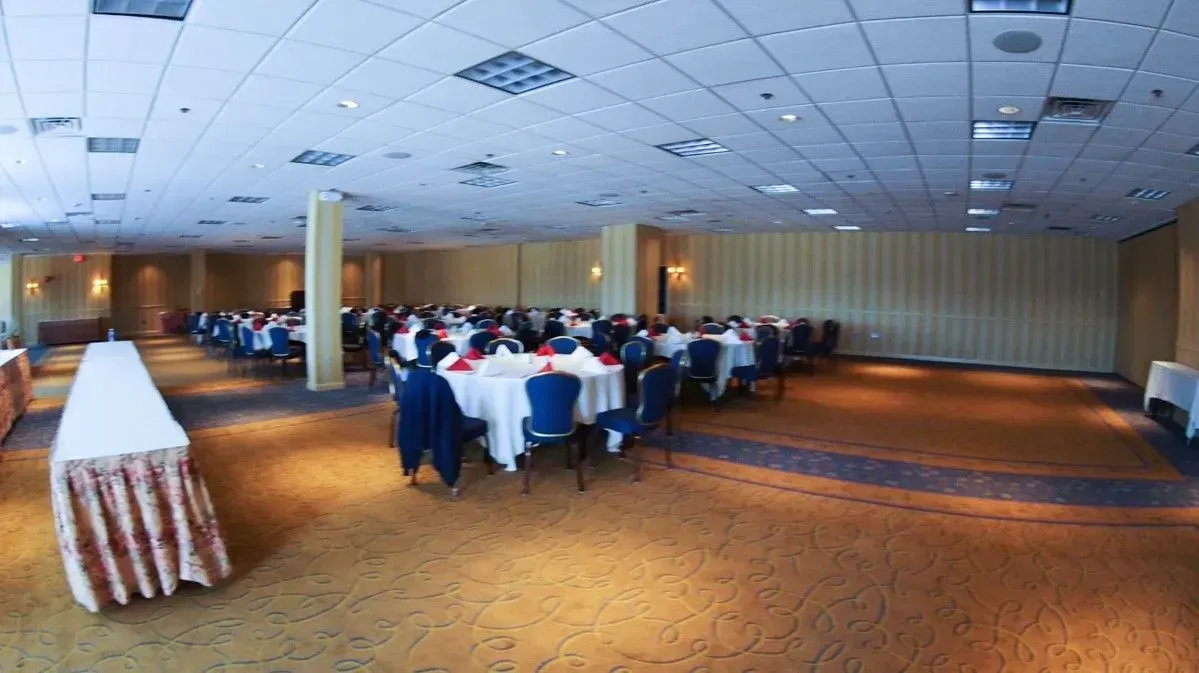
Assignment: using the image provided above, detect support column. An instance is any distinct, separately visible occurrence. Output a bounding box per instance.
[0,253,22,341]
[305,190,345,392]
[364,251,382,307]
[190,249,206,311]
[600,223,662,315]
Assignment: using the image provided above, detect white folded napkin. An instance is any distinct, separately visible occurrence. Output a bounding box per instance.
[667,326,686,344]
[499,325,514,335]
[569,346,593,360]
[495,344,514,357]
[436,352,461,370]
[476,359,498,376]
[636,329,649,337]
[722,329,742,344]
[582,358,611,374]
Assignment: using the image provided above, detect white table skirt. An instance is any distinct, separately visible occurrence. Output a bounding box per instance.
[1144,360,1199,439]
[439,356,625,470]
[392,331,470,362]
[252,326,306,350]
[565,324,593,339]
[654,336,754,398]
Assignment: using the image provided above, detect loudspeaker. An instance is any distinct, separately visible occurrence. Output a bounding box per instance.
[657,266,668,315]
[290,290,305,311]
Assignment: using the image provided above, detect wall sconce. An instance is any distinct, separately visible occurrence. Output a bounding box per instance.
[25,280,39,294]
[667,265,686,280]
[92,278,109,292]
[590,265,603,279]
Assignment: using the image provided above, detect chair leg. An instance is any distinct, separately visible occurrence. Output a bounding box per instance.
[575,437,586,493]
[484,449,495,476]
[564,435,573,470]
[369,365,377,388]
[631,436,642,483]
[777,373,785,401]
[522,447,533,496]
[389,409,397,448]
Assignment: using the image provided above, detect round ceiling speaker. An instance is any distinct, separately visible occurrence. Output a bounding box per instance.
[993,30,1042,54]
[384,151,412,160]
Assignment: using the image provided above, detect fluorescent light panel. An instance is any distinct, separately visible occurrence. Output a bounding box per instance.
[456,52,574,94]
[970,0,1070,13]
[833,225,861,231]
[965,227,992,232]
[93,0,193,20]
[228,196,268,203]
[970,180,1014,191]
[291,150,356,166]
[356,205,397,212]
[91,193,125,200]
[460,176,516,188]
[576,199,621,207]
[804,208,839,215]
[94,219,120,225]
[197,219,226,225]
[967,208,1001,217]
[1091,215,1123,222]
[452,161,509,175]
[87,137,140,153]
[657,138,730,157]
[657,215,689,222]
[1127,188,1169,200]
[972,120,1035,140]
[751,184,799,194]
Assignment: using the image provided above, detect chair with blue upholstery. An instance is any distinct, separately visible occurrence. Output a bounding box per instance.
[428,340,456,368]
[522,371,584,494]
[809,320,840,369]
[424,318,446,330]
[684,338,722,404]
[414,329,440,368]
[612,322,630,350]
[700,322,725,335]
[486,337,523,355]
[187,313,206,345]
[232,324,264,376]
[731,335,785,400]
[651,323,670,336]
[388,362,403,448]
[591,319,612,336]
[595,363,677,478]
[632,334,655,354]
[365,328,387,386]
[541,319,565,341]
[476,318,497,330]
[590,331,611,355]
[546,335,580,354]
[397,368,491,497]
[754,324,779,340]
[268,326,302,376]
[785,321,813,372]
[619,339,649,392]
[211,318,233,357]
[340,312,359,331]
[468,330,496,353]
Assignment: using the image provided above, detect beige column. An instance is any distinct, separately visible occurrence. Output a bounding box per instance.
[1177,197,1199,368]
[600,223,662,315]
[0,253,22,340]
[364,251,382,307]
[305,190,346,392]
[190,249,206,311]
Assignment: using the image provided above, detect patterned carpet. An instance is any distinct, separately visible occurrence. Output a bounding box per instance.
[1,341,1197,671]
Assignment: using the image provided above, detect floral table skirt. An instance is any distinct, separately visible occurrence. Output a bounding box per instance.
[0,351,32,441]
[50,446,232,612]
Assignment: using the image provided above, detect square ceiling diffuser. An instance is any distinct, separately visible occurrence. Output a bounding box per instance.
[1126,188,1169,200]
[460,176,516,188]
[970,180,1014,191]
[291,150,356,166]
[87,137,140,153]
[972,121,1035,140]
[970,0,1070,13]
[657,138,730,157]
[93,0,193,20]
[456,52,574,94]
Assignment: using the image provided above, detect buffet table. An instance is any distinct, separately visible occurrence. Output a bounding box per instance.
[1144,360,1199,439]
[0,348,32,442]
[50,341,231,612]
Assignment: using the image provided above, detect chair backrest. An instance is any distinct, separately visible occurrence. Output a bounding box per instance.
[632,335,655,354]
[268,326,291,355]
[612,323,630,348]
[620,340,648,368]
[525,371,582,439]
[476,318,497,329]
[790,322,812,350]
[542,319,565,340]
[591,319,612,335]
[636,364,675,426]
[215,319,232,343]
[686,338,721,379]
[546,335,580,354]
[238,325,256,355]
[826,321,840,350]
[651,323,670,336]
[486,337,523,355]
[466,315,482,326]
[367,329,383,364]
[756,336,781,376]
[591,332,611,353]
[428,340,456,368]
[468,330,496,352]
[755,324,778,340]
[390,364,403,403]
[341,312,358,328]
[424,318,446,330]
[700,322,725,335]
[414,330,439,367]
[186,314,199,332]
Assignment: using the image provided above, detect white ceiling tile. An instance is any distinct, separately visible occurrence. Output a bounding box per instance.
[286,0,423,54]
[970,96,1045,122]
[86,14,181,64]
[1104,102,1173,130]
[335,58,443,98]
[819,99,898,125]
[255,40,367,84]
[5,15,86,60]
[213,103,296,128]
[846,0,963,20]
[666,39,782,87]
[189,0,319,36]
[840,123,908,142]
[438,0,589,48]
[641,89,737,121]
[1141,31,1199,80]
[13,61,83,93]
[577,103,668,131]
[377,22,504,75]
[794,67,887,103]
[1163,2,1199,37]
[969,14,1068,62]
[22,93,84,118]
[712,76,809,111]
[172,25,277,72]
[1060,20,1155,70]
[79,117,144,138]
[519,79,626,114]
[1,0,86,14]
[522,20,651,76]
[526,116,607,142]
[760,23,875,74]
[896,96,969,122]
[85,92,153,118]
[715,0,853,36]
[883,63,969,97]
[367,101,458,128]
[971,62,1055,97]
[230,75,322,109]
[602,0,745,56]
[587,59,697,99]
[1050,64,1134,100]
[1159,110,1199,136]
[561,0,655,17]
[1121,72,1197,109]
[406,77,510,113]
[1073,0,1172,28]
[683,113,762,137]
[861,16,967,64]
[86,61,163,95]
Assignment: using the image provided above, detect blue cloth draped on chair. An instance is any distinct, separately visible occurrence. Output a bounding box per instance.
[212,319,233,356]
[732,336,785,400]
[596,363,677,478]
[591,319,612,336]
[612,323,630,350]
[476,318,497,329]
[700,322,725,335]
[542,319,565,341]
[469,330,496,352]
[428,341,456,368]
[388,364,403,448]
[620,340,649,392]
[486,337,523,354]
[366,329,386,386]
[424,318,446,330]
[233,325,262,375]
[268,326,300,375]
[546,336,579,354]
[522,371,583,494]
[397,368,489,496]
[685,338,721,403]
[414,330,439,368]
[631,335,655,354]
[591,331,611,355]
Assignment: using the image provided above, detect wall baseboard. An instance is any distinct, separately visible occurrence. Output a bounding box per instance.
[836,349,1111,375]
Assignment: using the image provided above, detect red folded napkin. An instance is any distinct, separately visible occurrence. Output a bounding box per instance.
[487,327,501,335]
[398,326,409,335]
[437,329,449,339]
[739,332,754,342]
[538,361,553,373]
[536,345,553,356]
[570,322,579,327]
[288,326,295,332]
[599,352,621,366]
[464,348,484,360]
[447,358,473,372]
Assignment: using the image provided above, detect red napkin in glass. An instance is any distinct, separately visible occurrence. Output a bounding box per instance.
[288,326,295,332]
[739,332,754,342]
[487,326,501,336]
[464,348,484,360]
[536,345,553,356]
[398,326,409,335]
[447,358,473,372]
[599,352,621,366]
[538,361,553,373]
[437,329,449,339]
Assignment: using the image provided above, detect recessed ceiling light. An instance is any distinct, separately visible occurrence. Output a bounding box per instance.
[384,151,412,160]
[751,184,799,194]
[804,208,839,216]
[577,199,621,207]
[657,138,730,157]
[336,100,360,109]
[967,208,1002,217]
[551,149,568,156]
[965,227,992,233]
[998,104,1022,115]
[14,159,25,165]
[710,227,734,233]
[972,120,1035,140]
[833,225,861,231]
[460,176,516,188]
[291,150,356,166]
[1091,215,1123,222]
[456,52,574,94]
[970,180,1014,191]
[92,0,194,20]
[971,0,1069,14]
[778,113,800,123]
[993,29,1044,53]
[1127,188,1169,200]
[250,163,265,169]
[87,137,140,153]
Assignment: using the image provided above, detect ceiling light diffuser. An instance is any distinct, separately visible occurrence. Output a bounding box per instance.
[970,180,1014,191]
[833,225,861,231]
[20,237,39,242]
[657,138,730,157]
[1090,215,1123,222]
[970,0,1070,13]
[967,208,1001,217]
[336,100,360,109]
[576,199,621,207]
[552,149,568,156]
[778,114,800,123]
[965,227,992,232]
[291,150,356,167]
[804,208,839,215]
[456,52,574,94]
[972,121,1035,140]
[91,193,125,200]
[460,176,516,188]
[228,196,268,203]
[998,105,1021,115]
[87,137,140,153]
[356,205,397,212]
[752,184,799,194]
[93,0,193,20]
[1127,188,1169,200]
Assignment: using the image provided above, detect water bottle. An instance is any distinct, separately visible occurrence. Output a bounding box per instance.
[107,328,116,342]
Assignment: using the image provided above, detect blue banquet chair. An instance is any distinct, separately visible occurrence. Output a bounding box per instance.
[468,330,496,352]
[590,331,611,355]
[268,326,302,376]
[700,322,725,335]
[619,339,649,392]
[486,337,523,355]
[428,340,457,368]
[397,368,491,497]
[233,324,264,376]
[414,329,440,368]
[731,335,785,400]
[211,318,233,357]
[365,328,386,386]
[541,319,565,341]
[632,334,655,354]
[591,319,612,336]
[476,318,497,329]
[595,363,677,478]
[546,335,580,354]
[785,321,813,372]
[685,338,722,405]
[522,371,583,494]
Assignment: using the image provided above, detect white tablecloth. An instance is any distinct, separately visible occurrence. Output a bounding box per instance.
[252,325,306,350]
[654,334,755,398]
[439,355,625,470]
[392,331,470,361]
[50,342,231,611]
[1144,360,1199,438]
[565,323,593,339]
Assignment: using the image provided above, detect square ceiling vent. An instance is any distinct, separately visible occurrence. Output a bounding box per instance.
[1042,97,1113,124]
[970,0,1070,13]
[93,0,193,20]
[456,52,574,94]
[452,161,509,175]
[29,117,82,137]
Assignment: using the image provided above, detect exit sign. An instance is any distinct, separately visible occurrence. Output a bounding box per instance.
[72,255,84,263]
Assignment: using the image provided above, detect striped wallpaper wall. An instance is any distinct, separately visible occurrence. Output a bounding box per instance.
[21,254,113,345]
[111,254,192,335]
[1176,202,1199,368]
[205,254,365,309]
[600,224,638,314]
[1116,224,1178,386]
[519,239,601,308]
[665,232,1118,372]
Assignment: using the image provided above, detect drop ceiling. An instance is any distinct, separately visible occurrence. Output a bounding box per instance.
[0,0,1196,253]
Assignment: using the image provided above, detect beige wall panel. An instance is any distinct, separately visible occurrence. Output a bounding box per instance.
[21,254,113,344]
[110,254,191,335]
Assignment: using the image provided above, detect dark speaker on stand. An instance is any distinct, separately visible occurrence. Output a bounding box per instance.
[290,290,305,312]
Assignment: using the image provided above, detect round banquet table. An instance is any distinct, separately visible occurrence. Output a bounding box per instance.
[654,334,755,398]
[251,325,306,350]
[392,330,470,362]
[564,323,594,339]
[438,354,626,470]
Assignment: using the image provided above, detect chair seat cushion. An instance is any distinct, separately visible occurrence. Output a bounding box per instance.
[595,407,640,436]
[461,416,488,443]
[522,417,573,445]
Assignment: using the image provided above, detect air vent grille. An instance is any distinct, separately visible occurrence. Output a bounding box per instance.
[1002,203,1037,212]
[1042,97,1112,124]
[29,117,82,136]
[452,161,510,175]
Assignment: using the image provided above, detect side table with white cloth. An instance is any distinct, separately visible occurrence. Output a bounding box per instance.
[438,352,626,470]
[0,348,33,442]
[654,332,755,399]
[1143,360,1199,440]
[50,341,231,612]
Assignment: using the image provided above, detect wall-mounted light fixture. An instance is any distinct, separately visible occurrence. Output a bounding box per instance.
[92,277,109,292]
[667,265,686,280]
[590,265,603,279]
[25,280,39,294]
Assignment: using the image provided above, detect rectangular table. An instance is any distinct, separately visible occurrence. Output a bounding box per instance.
[1144,360,1199,439]
[0,348,32,442]
[50,341,231,612]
